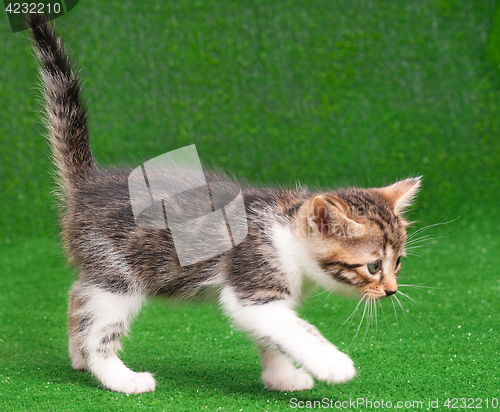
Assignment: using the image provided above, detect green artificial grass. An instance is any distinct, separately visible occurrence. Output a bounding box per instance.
[1,0,500,410]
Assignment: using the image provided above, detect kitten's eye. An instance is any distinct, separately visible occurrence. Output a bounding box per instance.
[395,256,401,270]
[367,260,381,274]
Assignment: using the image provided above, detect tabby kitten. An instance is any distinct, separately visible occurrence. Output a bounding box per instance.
[28,14,421,394]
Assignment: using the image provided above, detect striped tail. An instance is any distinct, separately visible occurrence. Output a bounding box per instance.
[28,14,94,194]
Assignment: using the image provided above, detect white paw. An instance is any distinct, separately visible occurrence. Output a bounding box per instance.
[263,367,314,392]
[109,372,156,394]
[306,350,356,384]
[71,357,87,371]
[69,345,87,371]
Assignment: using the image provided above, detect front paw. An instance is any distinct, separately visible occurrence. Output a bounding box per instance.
[306,350,356,384]
[108,372,156,394]
[263,367,314,392]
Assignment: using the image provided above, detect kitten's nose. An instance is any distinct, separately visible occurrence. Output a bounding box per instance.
[385,289,397,297]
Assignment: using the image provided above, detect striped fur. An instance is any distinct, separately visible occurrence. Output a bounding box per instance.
[28,15,421,394]
[29,13,94,193]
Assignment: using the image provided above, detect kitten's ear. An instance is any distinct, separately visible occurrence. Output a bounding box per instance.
[306,196,364,237]
[377,177,422,215]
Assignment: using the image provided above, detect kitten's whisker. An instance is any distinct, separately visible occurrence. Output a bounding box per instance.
[406,243,438,250]
[393,294,411,327]
[406,238,439,248]
[320,292,334,306]
[394,295,403,316]
[370,298,375,336]
[363,297,373,341]
[391,297,398,325]
[406,240,438,249]
[351,297,369,345]
[407,231,447,239]
[407,233,441,241]
[398,290,426,313]
[406,236,444,247]
[378,299,387,328]
[340,295,366,331]
[407,217,460,241]
[312,289,329,298]
[405,251,423,258]
[367,298,370,330]
[406,235,445,245]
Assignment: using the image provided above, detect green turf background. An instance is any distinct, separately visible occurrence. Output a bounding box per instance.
[1,1,499,411]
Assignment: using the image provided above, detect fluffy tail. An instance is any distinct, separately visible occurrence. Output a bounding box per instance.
[28,14,94,193]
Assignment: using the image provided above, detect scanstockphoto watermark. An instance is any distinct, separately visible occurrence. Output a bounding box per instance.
[282,203,380,239]
[282,204,380,221]
[289,397,436,410]
[4,0,79,33]
[290,397,500,409]
[128,144,248,267]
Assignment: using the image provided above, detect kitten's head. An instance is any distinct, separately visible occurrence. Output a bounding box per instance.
[294,177,421,300]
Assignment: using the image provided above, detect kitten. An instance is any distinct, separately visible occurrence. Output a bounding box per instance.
[28,14,421,394]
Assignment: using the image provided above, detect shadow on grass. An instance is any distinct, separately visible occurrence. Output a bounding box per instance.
[20,344,269,397]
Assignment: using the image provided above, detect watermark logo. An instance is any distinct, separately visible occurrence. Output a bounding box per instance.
[4,1,79,33]
[128,145,248,267]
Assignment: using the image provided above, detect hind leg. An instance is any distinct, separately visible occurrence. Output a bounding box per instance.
[68,283,87,371]
[69,282,155,393]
